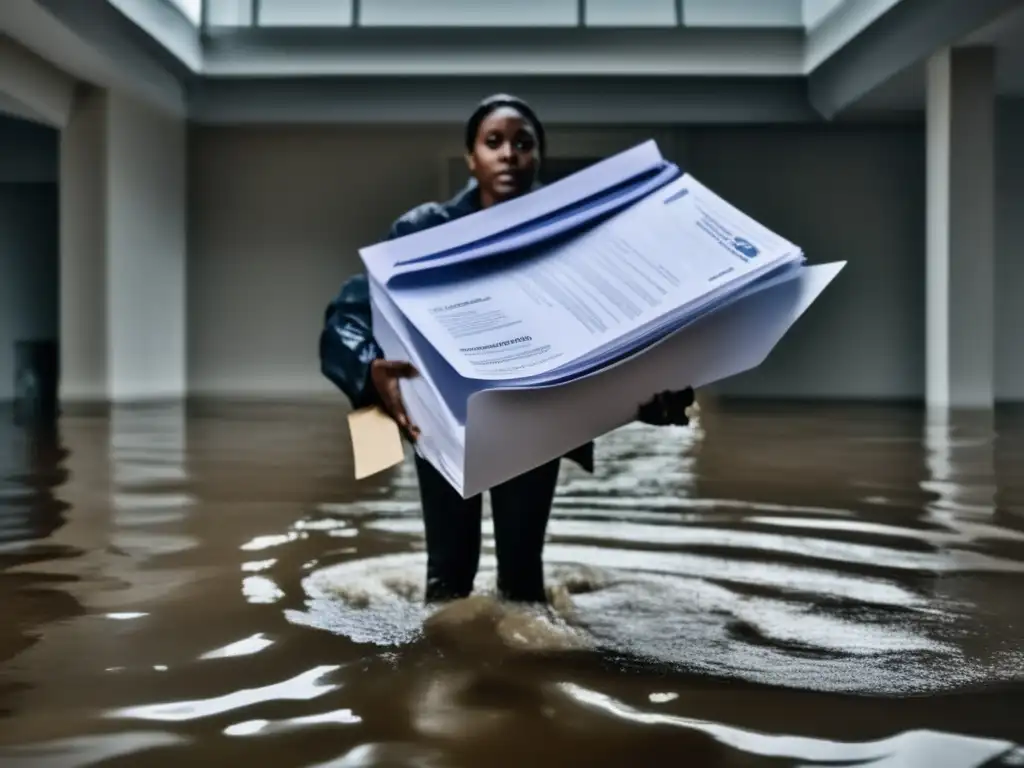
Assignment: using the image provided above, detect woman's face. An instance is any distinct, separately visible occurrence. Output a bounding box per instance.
[466,106,541,207]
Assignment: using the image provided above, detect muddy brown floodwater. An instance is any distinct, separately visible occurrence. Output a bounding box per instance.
[2,399,1024,767]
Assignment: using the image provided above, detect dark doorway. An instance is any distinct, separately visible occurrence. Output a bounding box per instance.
[0,116,60,419]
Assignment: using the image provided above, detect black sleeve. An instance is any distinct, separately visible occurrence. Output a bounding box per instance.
[318,218,411,408]
[318,272,383,409]
[318,208,446,407]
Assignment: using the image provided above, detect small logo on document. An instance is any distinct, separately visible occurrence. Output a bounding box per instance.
[732,237,759,259]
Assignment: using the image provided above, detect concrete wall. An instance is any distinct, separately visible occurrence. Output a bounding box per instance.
[186,124,678,396]
[7,97,1014,404]
[685,123,927,400]
[187,125,449,397]
[185,103,1023,403]
[0,117,59,402]
[184,120,920,401]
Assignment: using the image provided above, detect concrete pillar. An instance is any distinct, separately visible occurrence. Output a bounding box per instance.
[60,86,187,403]
[925,46,996,410]
[61,87,108,401]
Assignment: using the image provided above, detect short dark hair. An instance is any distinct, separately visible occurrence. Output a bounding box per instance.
[464,93,546,158]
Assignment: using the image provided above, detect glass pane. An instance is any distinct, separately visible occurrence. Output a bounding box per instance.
[361,0,578,27]
[166,0,203,24]
[683,0,803,27]
[258,0,353,26]
[206,0,253,26]
[585,0,678,27]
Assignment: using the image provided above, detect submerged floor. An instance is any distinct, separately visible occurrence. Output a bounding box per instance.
[1,399,1024,766]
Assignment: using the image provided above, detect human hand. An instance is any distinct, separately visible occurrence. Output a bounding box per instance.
[370,359,421,440]
[637,387,695,426]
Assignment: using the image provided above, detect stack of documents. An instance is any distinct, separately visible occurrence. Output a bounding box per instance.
[356,140,845,498]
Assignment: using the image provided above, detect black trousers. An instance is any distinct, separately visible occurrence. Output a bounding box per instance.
[414,453,561,603]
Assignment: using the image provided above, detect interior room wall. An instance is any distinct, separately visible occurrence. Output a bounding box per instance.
[186,105,1022,403]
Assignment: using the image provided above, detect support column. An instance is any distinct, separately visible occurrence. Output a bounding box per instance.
[61,86,109,402]
[60,86,187,403]
[926,46,996,410]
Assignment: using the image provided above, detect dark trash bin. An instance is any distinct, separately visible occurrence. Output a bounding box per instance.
[13,340,59,425]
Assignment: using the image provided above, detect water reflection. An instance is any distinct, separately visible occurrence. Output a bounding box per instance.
[109,665,342,722]
[0,406,75,670]
[222,707,362,738]
[560,684,1023,766]
[199,633,275,660]
[1,400,1024,766]
[923,407,997,518]
[0,410,69,557]
[995,406,1024,524]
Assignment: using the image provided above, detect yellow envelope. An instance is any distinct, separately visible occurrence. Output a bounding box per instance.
[347,405,405,479]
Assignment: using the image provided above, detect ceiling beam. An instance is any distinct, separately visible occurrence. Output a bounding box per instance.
[200,26,805,78]
[188,75,820,125]
[0,33,77,127]
[808,0,1024,118]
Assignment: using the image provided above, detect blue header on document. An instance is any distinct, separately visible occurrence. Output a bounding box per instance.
[664,185,761,263]
[696,209,761,262]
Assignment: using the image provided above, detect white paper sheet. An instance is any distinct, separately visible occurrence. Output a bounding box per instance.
[360,139,670,284]
[370,262,845,497]
[353,139,845,497]
[385,173,803,382]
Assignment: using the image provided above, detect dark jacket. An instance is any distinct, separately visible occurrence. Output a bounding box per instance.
[319,181,595,474]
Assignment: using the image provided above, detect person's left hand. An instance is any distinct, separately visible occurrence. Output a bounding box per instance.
[637,387,695,426]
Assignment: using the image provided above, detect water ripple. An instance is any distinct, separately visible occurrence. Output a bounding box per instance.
[4,401,1024,766]
[285,411,1024,696]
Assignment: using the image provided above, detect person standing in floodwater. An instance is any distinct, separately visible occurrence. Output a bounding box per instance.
[320,93,695,604]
